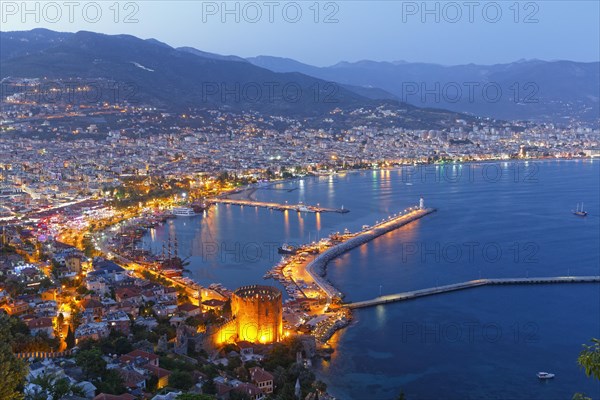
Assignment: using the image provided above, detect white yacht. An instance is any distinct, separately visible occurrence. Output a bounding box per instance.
[537,372,555,379]
[172,207,196,217]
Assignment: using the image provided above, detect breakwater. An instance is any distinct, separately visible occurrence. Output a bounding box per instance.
[345,276,600,309]
[306,207,437,299]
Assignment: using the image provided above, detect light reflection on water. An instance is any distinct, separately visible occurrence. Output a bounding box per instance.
[142,160,600,399]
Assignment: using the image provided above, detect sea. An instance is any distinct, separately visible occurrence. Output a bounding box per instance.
[142,159,600,400]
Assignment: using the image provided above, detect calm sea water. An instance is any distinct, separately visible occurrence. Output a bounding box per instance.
[143,160,600,400]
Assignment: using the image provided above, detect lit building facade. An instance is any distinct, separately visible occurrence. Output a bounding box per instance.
[230,285,283,344]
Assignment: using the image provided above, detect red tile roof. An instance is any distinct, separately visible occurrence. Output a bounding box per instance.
[234,383,263,397]
[143,364,171,378]
[250,367,274,383]
[27,317,53,329]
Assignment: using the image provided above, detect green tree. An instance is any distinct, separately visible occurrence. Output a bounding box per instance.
[95,369,126,395]
[577,338,600,381]
[48,376,73,400]
[572,394,592,400]
[71,305,82,329]
[169,370,194,390]
[202,378,217,395]
[176,394,216,400]
[0,314,28,400]
[113,336,133,355]
[0,342,27,400]
[28,372,55,400]
[65,326,75,349]
[76,348,107,379]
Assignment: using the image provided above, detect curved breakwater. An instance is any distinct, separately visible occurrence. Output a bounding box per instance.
[306,208,437,299]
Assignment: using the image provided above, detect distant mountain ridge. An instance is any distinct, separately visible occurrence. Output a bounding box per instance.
[0,29,373,116]
[247,56,600,123]
[0,29,473,129]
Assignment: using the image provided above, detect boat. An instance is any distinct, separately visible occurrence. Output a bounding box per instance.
[278,244,297,255]
[191,201,208,213]
[573,203,588,217]
[537,372,555,379]
[172,207,196,217]
[162,269,183,277]
[296,205,315,213]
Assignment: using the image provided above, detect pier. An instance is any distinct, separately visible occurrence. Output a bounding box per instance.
[345,276,600,309]
[304,207,437,299]
[208,198,349,213]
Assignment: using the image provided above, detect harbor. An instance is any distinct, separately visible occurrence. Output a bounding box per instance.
[265,201,434,302]
[263,199,436,342]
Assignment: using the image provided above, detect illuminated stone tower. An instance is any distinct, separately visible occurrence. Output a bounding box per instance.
[231,285,283,344]
[419,196,424,209]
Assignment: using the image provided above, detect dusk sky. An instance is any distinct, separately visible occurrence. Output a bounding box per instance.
[2,0,599,66]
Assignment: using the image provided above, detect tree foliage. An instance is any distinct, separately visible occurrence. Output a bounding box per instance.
[0,314,28,400]
[76,348,107,379]
[578,338,600,381]
[28,373,83,400]
[177,393,216,400]
[65,326,75,349]
[95,369,126,395]
[169,370,194,390]
[202,378,217,395]
[0,341,27,400]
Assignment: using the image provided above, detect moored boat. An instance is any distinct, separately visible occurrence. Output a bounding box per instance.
[172,207,196,217]
[278,244,297,254]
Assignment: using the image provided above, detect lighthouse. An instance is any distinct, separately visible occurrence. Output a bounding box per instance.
[419,197,424,210]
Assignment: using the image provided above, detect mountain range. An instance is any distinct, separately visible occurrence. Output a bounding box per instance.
[1,28,598,124]
[247,56,600,123]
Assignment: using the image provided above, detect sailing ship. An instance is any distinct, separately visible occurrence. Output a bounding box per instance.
[573,203,588,217]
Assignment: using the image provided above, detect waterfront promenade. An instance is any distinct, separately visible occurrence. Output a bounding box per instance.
[345,276,600,309]
[304,207,437,300]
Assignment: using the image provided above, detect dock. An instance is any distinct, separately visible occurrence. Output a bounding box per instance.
[208,198,349,213]
[345,276,600,309]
